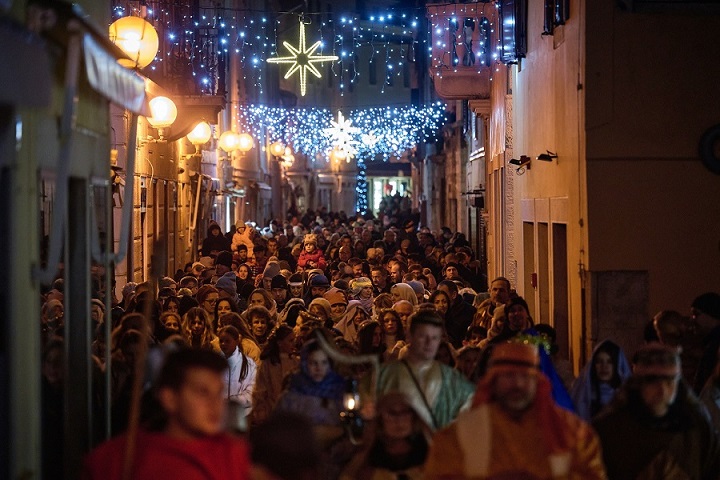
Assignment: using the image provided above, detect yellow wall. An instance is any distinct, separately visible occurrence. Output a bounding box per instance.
[487,0,720,367]
[585,4,720,314]
[493,0,587,365]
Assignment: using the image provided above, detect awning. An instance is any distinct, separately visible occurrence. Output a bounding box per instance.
[83,33,150,116]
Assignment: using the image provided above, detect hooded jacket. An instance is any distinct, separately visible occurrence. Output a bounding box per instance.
[201,222,232,256]
[231,223,254,257]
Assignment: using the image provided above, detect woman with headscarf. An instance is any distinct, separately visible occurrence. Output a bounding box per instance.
[275,335,346,430]
[390,283,418,309]
[350,276,374,314]
[308,297,333,329]
[335,300,371,344]
[275,333,353,479]
[571,339,631,421]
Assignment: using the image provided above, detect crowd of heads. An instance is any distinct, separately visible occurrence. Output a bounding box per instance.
[39,210,720,480]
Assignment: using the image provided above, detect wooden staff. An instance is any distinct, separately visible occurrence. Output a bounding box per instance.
[122,239,166,480]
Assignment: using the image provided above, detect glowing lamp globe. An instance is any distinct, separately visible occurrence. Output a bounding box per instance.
[218,131,240,153]
[237,133,254,153]
[109,16,159,69]
[146,96,177,129]
[269,141,285,157]
[187,121,212,146]
[332,147,348,162]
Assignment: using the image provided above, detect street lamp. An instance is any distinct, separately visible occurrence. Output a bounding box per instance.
[219,131,254,225]
[218,131,240,153]
[268,141,286,221]
[237,133,254,153]
[146,96,177,138]
[330,146,349,163]
[219,131,254,154]
[269,141,285,158]
[109,16,159,69]
[187,121,212,152]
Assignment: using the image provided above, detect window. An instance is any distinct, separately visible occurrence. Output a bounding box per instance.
[499,0,528,63]
[543,0,570,36]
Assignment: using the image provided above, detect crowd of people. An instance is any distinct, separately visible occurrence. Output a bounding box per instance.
[38,210,720,479]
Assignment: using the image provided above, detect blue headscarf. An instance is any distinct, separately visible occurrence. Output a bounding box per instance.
[287,339,346,401]
[524,328,576,412]
[570,339,631,421]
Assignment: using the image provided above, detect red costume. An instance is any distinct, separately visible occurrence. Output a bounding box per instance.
[297,248,327,270]
[83,430,251,480]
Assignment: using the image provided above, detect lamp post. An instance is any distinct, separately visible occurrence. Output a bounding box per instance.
[268,141,285,222]
[329,147,349,212]
[219,131,254,224]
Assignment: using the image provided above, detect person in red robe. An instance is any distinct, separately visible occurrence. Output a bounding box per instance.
[83,349,251,480]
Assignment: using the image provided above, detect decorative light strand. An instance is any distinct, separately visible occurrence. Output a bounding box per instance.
[236,102,446,161]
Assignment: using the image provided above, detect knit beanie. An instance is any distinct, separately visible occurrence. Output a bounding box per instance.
[216,272,238,298]
[263,261,281,279]
[350,277,373,296]
[405,280,425,298]
[271,274,288,290]
[288,273,304,287]
[632,342,681,378]
[691,292,720,320]
[309,274,330,288]
[309,298,332,320]
[303,233,317,245]
[215,251,233,269]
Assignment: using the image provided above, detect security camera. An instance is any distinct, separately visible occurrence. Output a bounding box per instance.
[536,150,558,161]
[509,155,531,167]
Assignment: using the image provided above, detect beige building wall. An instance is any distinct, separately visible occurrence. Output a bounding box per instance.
[487,0,720,367]
[584,3,720,357]
[486,0,586,365]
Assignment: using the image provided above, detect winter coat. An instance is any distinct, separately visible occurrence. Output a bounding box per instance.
[201,223,232,256]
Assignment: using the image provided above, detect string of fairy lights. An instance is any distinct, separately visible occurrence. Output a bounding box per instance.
[112,2,430,97]
[111,1,518,96]
[111,1,520,213]
[236,103,446,161]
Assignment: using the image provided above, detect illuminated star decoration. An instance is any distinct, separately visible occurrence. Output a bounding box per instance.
[325,111,360,161]
[267,19,339,96]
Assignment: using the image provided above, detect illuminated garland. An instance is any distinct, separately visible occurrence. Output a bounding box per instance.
[112,3,429,96]
[236,102,446,161]
[356,159,368,215]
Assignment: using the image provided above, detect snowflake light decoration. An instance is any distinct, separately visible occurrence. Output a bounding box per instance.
[325,111,360,161]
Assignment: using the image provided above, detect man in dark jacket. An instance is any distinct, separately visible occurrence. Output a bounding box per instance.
[201,222,232,257]
[593,343,720,480]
